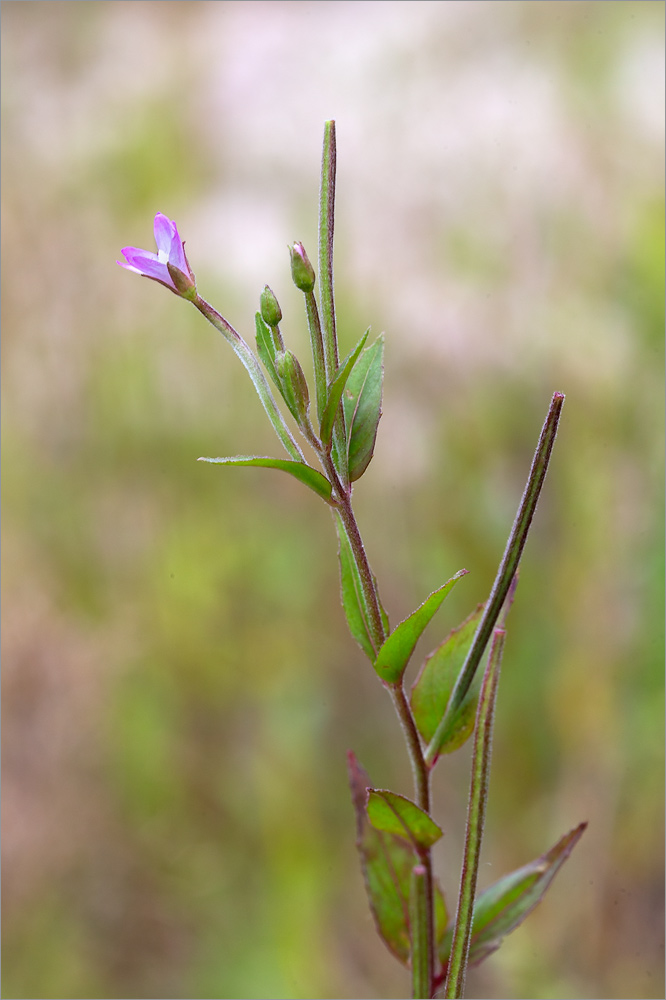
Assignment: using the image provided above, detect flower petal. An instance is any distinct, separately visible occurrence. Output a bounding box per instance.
[120,246,160,266]
[117,260,145,275]
[117,248,175,288]
[167,220,189,273]
[153,213,176,255]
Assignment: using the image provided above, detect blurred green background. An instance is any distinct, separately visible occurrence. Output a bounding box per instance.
[2,2,663,998]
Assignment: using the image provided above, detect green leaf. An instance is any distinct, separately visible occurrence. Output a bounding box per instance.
[411,604,485,750]
[343,335,384,482]
[373,570,468,684]
[198,455,332,502]
[439,822,587,969]
[367,789,443,850]
[320,330,369,449]
[335,515,375,660]
[348,753,448,968]
[255,312,280,388]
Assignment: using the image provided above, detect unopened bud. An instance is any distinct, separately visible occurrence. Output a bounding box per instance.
[289,242,315,293]
[260,285,282,327]
[275,349,310,426]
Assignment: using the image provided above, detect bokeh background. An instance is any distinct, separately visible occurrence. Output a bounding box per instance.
[2,2,664,998]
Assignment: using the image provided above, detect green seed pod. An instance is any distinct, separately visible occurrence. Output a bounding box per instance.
[289,242,316,293]
[275,349,310,426]
[166,261,197,300]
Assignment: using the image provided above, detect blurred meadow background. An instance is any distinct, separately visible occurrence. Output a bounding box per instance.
[2,2,664,998]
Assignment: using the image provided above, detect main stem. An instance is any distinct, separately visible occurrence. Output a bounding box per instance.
[317,121,435,996]
[326,458,435,995]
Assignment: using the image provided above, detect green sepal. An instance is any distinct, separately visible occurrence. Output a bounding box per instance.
[348,752,449,968]
[373,570,468,684]
[438,822,587,969]
[367,789,443,851]
[411,604,485,751]
[198,455,332,502]
[320,330,369,450]
[335,514,375,659]
[255,312,280,388]
[343,335,384,482]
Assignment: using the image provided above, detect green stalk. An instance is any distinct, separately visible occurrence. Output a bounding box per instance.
[328,462,435,995]
[410,865,430,999]
[316,119,435,994]
[193,295,305,464]
[319,119,339,376]
[443,611,510,998]
[425,392,564,766]
[318,120,349,486]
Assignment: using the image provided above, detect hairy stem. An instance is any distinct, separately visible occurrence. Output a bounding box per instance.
[389,682,435,995]
[318,120,349,485]
[193,295,305,463]
[443,619,508,998]
[316,119,434,996]
[319,119,339,376]
[410,865,430,1000]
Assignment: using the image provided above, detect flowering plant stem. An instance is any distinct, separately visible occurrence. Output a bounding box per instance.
[119,121,583,1000]
[315,125,437,992]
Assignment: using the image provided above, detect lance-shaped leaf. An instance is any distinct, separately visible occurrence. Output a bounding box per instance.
[343,335,384,482]
[255,312,280,388]
[439,822,587,969]
[348,752,448,967]
[373,570,468,684]
[367,789,443,851]
[198,456,332,502]
[335,515,375,660]
[411,604,485,751]
[320,330,369,449]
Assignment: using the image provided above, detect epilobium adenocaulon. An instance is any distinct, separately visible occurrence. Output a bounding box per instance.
[118,121,586,1000]
[118,212,196,298]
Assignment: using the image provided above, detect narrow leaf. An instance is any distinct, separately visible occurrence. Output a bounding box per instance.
[343,335,384,482]
[255,312,280,388]
[439,822,587,969]
[348,753,448,968]
[411,605,485,750]
[320,330,369,448]
[367,789,443,851]
[199,455,332,502]
[425,392,565,767]
[373,570,468,684]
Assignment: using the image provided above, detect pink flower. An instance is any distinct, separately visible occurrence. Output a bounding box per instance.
[117,213,195,295]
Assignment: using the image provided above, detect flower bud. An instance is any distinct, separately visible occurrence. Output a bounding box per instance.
[275,349,310,426]
[289,242,316,293]
[260,285,282,327]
